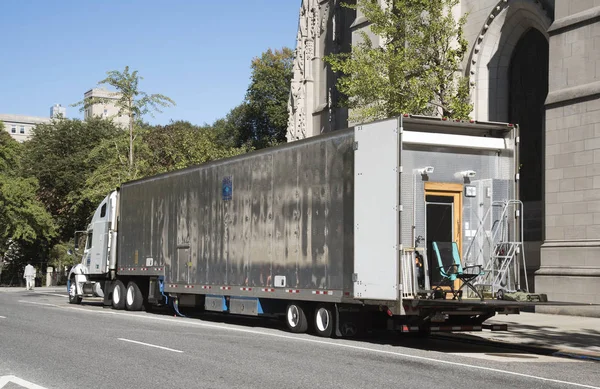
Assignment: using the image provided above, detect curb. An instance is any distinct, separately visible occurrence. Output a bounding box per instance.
[432,333,600,362]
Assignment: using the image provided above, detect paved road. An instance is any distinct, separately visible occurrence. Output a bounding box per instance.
[0,289,598,389]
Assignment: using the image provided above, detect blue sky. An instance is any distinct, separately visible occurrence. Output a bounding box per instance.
[1,0,300,125]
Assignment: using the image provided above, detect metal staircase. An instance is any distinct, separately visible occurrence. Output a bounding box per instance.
[465,200,528,297]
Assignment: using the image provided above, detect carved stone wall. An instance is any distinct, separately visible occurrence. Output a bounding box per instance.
[287,0,355,141]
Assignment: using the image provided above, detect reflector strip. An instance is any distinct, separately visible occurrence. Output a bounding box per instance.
[262,288,275,292]
[286,289,300,294]
[430,326,482,332]
[220,286,231,290]
[400,325,420,332]
[184,285,194,289]
[202,286,211,290]
[312,290,333,295]
[240,287,252,291]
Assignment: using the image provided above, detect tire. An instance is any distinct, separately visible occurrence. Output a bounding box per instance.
[68,279,82,305]
[111,280,126,310]
[285,303,308,333]
[314,304,335,338]
[125,281,144,311]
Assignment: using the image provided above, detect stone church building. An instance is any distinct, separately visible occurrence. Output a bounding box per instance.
[287,0,600,313]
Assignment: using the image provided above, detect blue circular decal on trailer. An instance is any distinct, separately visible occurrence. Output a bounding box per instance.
[222,176,233,201]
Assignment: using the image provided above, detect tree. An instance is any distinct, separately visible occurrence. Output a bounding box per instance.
[73,66,175,168]
[77,121,248,211]
[324,0,472,123]
[142,121,248,173]
[0,129,56,260]
[76,129,141,214]
[22,118,122,242]
[244,48,294,148]
[212,103,253,148]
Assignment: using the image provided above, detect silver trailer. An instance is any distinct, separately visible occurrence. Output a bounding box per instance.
[69,115,527,337]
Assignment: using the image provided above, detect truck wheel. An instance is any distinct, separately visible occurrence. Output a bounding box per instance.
[111,280,126,310]
[314,304,335,337]
[68,279,82,305]
[285,303,308,333]
[125,281,144,311]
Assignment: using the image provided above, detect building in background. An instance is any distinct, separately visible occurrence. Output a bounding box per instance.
[0,114,51,142]
[288,0,600,314]
[50,103,66,119]
[83,88,129,128]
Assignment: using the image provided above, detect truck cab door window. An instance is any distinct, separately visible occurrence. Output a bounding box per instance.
[100,203,107,218]
[86,233,93,249]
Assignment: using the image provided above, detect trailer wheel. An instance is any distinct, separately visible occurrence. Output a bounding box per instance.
[285,303,308,333]
[314,304,335,337]
[125,281,144,311]
[111,280,126,310]
[68,279,82,305]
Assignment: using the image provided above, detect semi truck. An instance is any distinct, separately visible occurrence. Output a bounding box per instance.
[68,115,528,337]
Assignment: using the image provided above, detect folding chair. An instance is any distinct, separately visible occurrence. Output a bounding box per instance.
[432,242,485,300]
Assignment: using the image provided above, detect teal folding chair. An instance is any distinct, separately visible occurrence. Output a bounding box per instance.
[432,242,484,300]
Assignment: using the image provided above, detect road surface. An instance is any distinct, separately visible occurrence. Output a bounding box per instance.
[0,289,598,389]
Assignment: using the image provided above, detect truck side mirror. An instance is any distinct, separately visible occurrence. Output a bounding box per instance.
[74,230,86,251]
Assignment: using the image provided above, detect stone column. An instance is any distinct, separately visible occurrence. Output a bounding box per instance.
[539,1,600,316]
[46,266,54,287]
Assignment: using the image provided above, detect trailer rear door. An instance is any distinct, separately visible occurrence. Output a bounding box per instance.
[353,119,400,300]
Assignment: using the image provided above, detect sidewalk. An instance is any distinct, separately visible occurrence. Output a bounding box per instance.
[442,311,600,361]
[0,286,66,293]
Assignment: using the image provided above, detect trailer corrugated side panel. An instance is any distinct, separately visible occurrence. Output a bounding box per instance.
[117,130,355,292]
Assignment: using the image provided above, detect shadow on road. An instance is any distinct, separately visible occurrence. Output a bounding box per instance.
[120,304,544,357]
[40,295,582,358]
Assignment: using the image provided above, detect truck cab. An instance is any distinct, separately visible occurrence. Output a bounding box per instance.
[67,191,118,304]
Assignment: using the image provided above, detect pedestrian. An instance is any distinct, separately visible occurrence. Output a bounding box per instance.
[24,263,36,291]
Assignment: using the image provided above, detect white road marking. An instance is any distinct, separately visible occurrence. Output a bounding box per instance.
[118,338,183,353]
[34,292,68,298]
[0,375,48,389]
[0,316,6,319]
[19,301,59,308]
[18,300,599,389]
[450,352,580,363]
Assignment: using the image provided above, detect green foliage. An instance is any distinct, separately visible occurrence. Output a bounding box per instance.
[22,118,122,241]
[48,240,79,269]
[325,0,472,122]
[0,123,21,173]
[73,66,175,167]
[243,48,294,148]
[76,120,248,211]
[212,103,253,148]
[0,131,56,258]
[76,129,142,211]
[143,121,248,174]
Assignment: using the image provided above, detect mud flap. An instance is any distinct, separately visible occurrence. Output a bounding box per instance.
[334,303,342,337]
[102,280,112,307]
